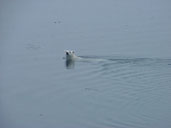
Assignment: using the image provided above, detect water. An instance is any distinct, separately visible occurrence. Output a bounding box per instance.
[1,0,171,128]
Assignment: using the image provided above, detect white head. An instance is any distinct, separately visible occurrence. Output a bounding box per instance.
[65,50,76,60]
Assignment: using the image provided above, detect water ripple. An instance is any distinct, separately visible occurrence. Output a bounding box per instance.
[62,56,171,128]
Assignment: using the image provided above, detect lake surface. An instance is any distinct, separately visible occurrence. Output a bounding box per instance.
[1,0,171,128]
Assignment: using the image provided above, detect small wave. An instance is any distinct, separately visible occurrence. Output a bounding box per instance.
[62,55,171,128]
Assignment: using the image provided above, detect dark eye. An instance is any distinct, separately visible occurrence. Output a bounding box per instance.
[66,52,69,55]
[72,51,75,53]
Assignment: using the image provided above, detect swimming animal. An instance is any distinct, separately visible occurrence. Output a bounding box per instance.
[65,50,81,61]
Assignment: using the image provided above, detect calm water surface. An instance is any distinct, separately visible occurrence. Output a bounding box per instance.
[1,0,171,128]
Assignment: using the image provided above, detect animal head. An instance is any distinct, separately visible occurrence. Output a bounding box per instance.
[64,50,76,60]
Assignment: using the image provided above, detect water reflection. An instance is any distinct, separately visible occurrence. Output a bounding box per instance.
[65,59,75,69]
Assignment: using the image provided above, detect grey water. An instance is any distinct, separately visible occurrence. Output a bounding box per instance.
[1,0,171,128]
